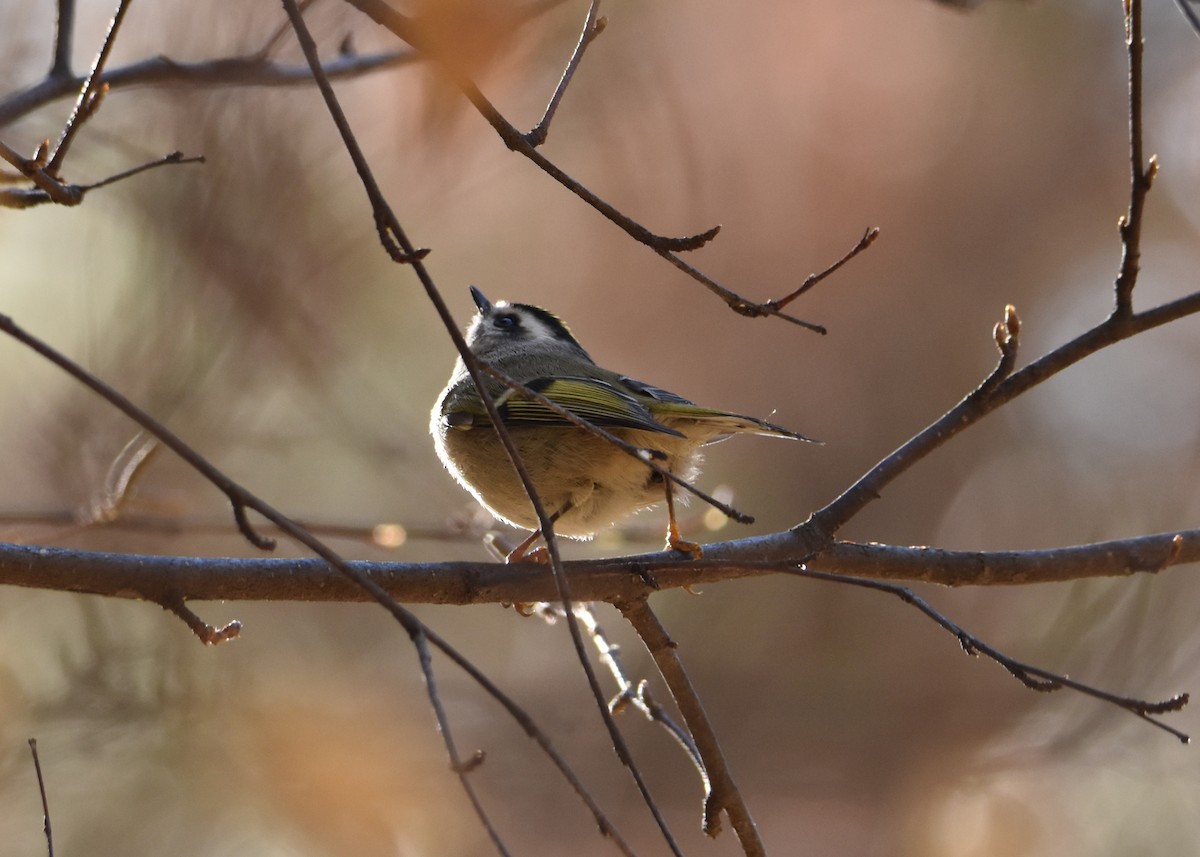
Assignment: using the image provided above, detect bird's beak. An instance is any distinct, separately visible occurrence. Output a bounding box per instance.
[469,285,492,313]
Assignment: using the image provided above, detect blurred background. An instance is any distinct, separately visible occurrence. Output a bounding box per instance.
[1,0,1198,854]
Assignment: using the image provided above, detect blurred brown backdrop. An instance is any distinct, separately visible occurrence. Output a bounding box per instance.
[1,0,1198,854]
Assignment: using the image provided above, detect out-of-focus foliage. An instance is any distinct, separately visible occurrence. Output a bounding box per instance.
[0,1,1197,854]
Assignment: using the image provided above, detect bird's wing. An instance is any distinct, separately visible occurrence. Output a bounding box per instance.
[480,376,686,436]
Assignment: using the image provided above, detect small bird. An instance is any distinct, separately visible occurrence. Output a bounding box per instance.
[431,287,817,561]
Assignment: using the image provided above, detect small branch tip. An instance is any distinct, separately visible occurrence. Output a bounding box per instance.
[233,501,277,550]
[162,596,242,645]
[657,223,721,252]
[451,750,486,774]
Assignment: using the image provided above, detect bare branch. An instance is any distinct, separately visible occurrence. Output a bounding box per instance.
[46,0,134,176]
[524,0,606,147]
[281,2,687,849]
[769,226,880,311]
[1114,0,1155,316]
[158,594,242,646]
[2,530,1196,606]
[51,0,77,80]
[569,603,706,774]
[0,308,635,855]
[28,739,53,857]
[0,144,203,209]
[808,290,1200,538]
[788,568,1190,743]
[0,50,421,128]
[656,248,828,333]
[341,0,723,249]
[617,597,766,855]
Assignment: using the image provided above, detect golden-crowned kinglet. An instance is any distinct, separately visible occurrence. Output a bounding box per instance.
[431,287,816,561]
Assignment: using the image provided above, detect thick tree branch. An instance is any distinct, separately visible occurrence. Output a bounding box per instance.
[2,530,1194,606]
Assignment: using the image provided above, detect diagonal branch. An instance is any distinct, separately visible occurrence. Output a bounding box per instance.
[0,309,635,857]
[279,2,663,852]
[524,0,606,147]
[617,597,766,856]
[807,290,1200,539]
[789,567,1190,743]
[46,0,133,176]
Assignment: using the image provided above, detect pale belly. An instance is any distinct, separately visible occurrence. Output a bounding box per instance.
[435,424,702,537]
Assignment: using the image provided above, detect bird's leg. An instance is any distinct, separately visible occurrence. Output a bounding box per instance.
[505,527,547,564]
[663,476,703,559]
[505,499,574,564]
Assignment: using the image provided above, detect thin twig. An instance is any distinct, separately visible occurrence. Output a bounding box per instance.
[51,0,77,79]
[807,290,1200,538]
[281,2,657,852]
[0,50,421,127]
[769,226,880,310]
[656,249,828,333]
[0,307,636,856]
[524,0,606,147]
[1114,0,1156,317]
[28,739,53,857]
[341,0,859,332]
[0,143,203,209]
[342,0,718,254]
[617,597,766,855]
[47,0,133,176]
[788,567,1190,743]
[0,314,276,549]
[159,594,242,645]
[567,603,706,773]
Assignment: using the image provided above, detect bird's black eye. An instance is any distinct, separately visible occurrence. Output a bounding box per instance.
[493,312,520,330]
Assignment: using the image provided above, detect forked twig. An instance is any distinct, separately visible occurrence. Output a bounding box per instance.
[281,1,663,853]
[0,50,421,128]
[339,0,872,332]
[46,0,133,176]
[808,290,1200,540]
[617,597,766,855]
[0,149,205,210]
[565,603,705,771]
[789,567,1190,743]
[0,308,635,857]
